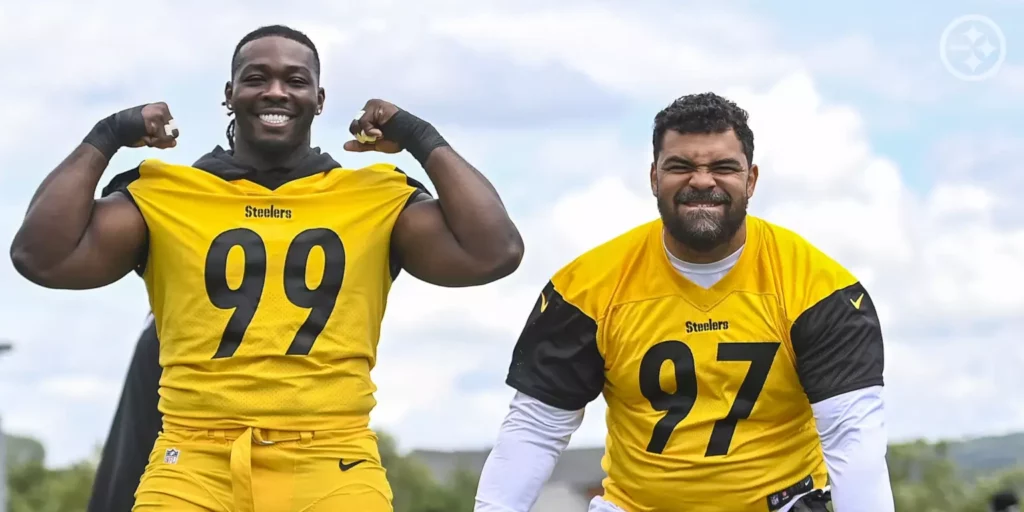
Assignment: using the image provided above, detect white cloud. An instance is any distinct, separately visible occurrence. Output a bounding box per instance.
[431,4,798,100]
[547,176,655,254]
[927,183,997,219]
[993,64,1024,95]
[40,376,119,402]
[801,34,947,103]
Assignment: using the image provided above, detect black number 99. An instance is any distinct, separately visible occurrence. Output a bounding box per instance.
[204,227,345,359]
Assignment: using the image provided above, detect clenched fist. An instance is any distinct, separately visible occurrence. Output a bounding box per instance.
[344,99,402,154]
[84,102,180,160]
[342,99,449,166]
[128,102,179,150]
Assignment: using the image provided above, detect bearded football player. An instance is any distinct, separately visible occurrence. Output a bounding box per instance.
[474,93,894,512]
[12,25,523,512]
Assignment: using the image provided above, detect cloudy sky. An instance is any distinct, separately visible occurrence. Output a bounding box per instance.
[1,0,1022,468]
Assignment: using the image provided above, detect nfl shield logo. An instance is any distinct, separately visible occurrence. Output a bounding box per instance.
[164,448,180,464]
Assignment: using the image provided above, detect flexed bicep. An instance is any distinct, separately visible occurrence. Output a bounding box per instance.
[18,192,147,289]
[390,197,502,287]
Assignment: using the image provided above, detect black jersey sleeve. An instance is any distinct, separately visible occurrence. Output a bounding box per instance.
[100,166,141,200]
[791,281,885,404]
[505,280,605,411]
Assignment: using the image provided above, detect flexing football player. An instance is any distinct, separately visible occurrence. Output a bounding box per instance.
[474,93,894,512]
[12,25,523,512]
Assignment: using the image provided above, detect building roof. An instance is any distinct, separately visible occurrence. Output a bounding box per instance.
[408,446,607,487]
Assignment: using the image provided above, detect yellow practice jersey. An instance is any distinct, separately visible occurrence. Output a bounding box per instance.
[506,216,885,511]
[103,146,428,432]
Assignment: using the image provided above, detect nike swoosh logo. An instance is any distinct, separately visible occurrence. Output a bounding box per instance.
[850,293,864,310]
[540,293,548,313]
[339,459,366,472]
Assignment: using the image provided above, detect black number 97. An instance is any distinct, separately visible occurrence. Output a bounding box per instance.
[638,340,779,456]
[204,227,345,359]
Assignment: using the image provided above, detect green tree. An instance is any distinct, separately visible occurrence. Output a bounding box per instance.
[5,434,45,468]
[888,440,972,511]
[5,435,97,512]
[953,467,1024,512]
[887,439,1024,512]
[378,431,478,512]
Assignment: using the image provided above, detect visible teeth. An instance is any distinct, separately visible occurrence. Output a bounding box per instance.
[259,114,290,125]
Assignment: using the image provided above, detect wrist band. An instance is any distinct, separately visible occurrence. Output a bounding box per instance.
[381,110,450,167]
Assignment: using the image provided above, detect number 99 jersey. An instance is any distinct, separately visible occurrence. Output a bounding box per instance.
[104,150,427,432]
[506,217,885,512]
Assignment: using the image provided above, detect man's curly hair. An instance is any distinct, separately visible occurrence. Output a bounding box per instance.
[652,92,755,166]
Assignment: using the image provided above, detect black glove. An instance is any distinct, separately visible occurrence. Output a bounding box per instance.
[83,105,148,160]
[380,110,449,167]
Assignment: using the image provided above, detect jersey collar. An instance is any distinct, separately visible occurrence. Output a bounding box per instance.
[192,146,342,191]
[650,216,762,311]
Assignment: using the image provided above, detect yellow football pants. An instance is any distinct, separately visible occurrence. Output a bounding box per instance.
[132,426,392,512]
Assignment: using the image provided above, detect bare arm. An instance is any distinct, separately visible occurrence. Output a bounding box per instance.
[10,143,147,290]
[392,146,524,287]
[11,103,177,289]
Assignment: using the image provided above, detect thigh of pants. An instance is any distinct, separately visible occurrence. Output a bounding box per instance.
[133,485,391,512]
[303,485,392,512]
[132,427,392,512]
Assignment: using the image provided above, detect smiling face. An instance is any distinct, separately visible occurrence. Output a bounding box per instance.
[651,128,757,253]
[225,35,325,156]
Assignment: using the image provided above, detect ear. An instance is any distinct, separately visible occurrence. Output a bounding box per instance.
[649,161,658,197]
[317,87,326,115]
[746,163,759,199]
[223,81,233,110]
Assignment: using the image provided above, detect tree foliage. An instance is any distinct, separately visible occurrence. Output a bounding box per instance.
[6,437,97,512]
[4,431,1022,511]
[4,431,478,512]
[378,431,479,512]
[887,439,1024,511]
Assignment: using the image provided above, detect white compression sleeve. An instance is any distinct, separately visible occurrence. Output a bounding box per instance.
[474,391,585,512]
[812,385,895,512]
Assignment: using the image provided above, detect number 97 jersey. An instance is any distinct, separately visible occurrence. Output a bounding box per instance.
[506,217,885,512]
[105,154,427,433]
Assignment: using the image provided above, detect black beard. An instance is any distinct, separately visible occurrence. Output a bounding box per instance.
[658,188,747,253]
